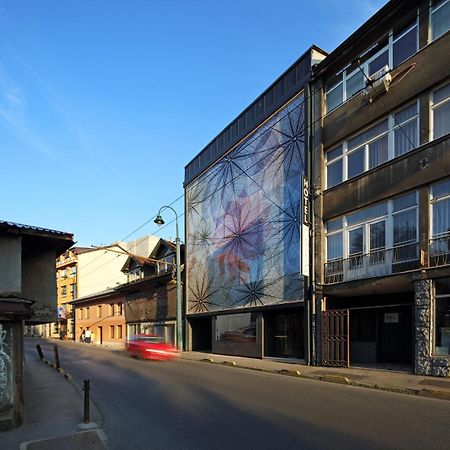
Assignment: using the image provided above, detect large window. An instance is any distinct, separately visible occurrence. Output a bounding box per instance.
[435,279,450,356]
[215,313,257,343]
[432,83,450,139]
[325,192,418,269]
[431,0,450,41]
[325,19,418,112]
[430,178,450,265]
[325,102,419,188]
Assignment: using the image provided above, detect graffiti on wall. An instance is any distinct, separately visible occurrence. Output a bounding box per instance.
[0,323,12,410]
[187,94,306,314]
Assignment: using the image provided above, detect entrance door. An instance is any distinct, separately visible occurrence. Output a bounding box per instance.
[98,326,103,345]
[321,309,350,367]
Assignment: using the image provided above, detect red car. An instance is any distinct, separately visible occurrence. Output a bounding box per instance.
[126,334,179,361]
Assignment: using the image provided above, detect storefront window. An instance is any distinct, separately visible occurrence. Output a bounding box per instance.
[435,279,450,356]
[215,313,257,343]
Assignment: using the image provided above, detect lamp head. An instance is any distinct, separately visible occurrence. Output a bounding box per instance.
[154,214,165,225]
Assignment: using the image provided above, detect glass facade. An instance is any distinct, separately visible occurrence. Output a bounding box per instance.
[187,94,305,314]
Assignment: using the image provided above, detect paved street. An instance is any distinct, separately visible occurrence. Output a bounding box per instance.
[28,340,450,450]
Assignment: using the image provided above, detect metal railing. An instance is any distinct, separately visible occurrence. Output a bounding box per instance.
[429,234,450,267]
[324,242,419,284]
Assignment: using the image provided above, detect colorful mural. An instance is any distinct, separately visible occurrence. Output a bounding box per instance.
[187,93,306,314]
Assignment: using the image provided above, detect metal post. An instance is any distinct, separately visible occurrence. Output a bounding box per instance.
[53,344,60,370]
[36,344,44,360]
[83,380,90,424]
[175,220,183,351]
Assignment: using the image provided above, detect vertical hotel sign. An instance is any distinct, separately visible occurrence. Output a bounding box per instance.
[301,176,310,277]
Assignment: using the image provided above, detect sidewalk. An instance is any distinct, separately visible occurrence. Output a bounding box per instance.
[180,351,450,400]
[1,341,107,449]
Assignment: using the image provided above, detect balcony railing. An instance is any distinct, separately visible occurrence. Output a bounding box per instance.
[324,242,420,284]
[429,234,450,267]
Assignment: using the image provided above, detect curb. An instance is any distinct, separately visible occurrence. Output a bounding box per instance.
[185,357,450,402]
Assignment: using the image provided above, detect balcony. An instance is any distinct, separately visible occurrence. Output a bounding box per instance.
[324,242,420,284]
[430,234,450,267]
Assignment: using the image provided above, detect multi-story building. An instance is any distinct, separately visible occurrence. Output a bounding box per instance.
[312,0,450,375]
[184,47,327,359]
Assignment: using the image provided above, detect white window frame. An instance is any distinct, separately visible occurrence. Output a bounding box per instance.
[430,82,450,140]
[325,100,419,189]
[430,0,450,41]
[430,178,450,239]
[325,192,418,262]
[325,17,418,113]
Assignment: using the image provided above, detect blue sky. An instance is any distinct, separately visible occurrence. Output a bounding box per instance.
[0,0,387,247]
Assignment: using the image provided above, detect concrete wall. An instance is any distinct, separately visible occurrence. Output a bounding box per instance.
[0,235,21,296]
[23,249,57,323]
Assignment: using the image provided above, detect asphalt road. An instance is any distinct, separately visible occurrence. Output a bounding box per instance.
[29,340,450,450]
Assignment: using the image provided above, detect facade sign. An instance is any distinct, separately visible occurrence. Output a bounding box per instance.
[187,94,306,314]
[384,312,399,323]
[303,176,310,225]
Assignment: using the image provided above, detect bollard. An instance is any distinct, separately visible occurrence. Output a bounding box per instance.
[36,344,44,360]
[83,380,90,424]
[53,344,60,370]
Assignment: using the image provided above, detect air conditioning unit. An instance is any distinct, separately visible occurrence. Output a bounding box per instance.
[365,65,392,102]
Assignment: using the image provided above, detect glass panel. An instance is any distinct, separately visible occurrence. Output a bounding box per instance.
[327,159,343,188]
[368,50,389,76]
[435,296,450,356]
[326,145,343,162]
[327,217,343,233]
[349,227,364,255]
[327,233,343,260]
[348,147,365,178]
[215,313,257,343]
[370,221,386,250]
[393,192,417,211]
[346,71,364,99]
[432,0,450,41]
[434,100,450,139]
[369,134,388,168]
[393,209,417,244]
[393,26,417,67]
[432,178,450,198]
[434,83,450,104]
[395,103,417,123]
[394,119,417,156]
[433,198,450,236]
[326,83,343,112]
[348,120,388,150]
[347,202,388,226]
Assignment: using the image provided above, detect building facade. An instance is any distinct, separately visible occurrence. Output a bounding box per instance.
[184,47,327,359]
[312,0,450,374]
[0,220,73,429]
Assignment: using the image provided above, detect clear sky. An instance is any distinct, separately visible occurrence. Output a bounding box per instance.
[0,0,388,247]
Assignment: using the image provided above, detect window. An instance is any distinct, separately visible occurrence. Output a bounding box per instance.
[61,286,67,298]
[97,305,102,318]
[431,179,450,237]
[325,192,418,263]
[85,307,89,319]
[110,326,115,339]
[70,284,76,298]
[70,266,77,277]
[431,0,450,41]
[325,20,418,112]
[432,83,450,139]
[79,308,83,320]
[215,313,257,343]
[117,303,123,316]
[109,304,114,317]
[325,102,419,188]
[117,325,123,339]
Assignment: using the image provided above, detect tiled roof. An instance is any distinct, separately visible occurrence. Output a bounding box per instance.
[0,220,73,239]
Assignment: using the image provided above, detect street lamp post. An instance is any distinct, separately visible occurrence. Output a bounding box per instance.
[154,206,183,351]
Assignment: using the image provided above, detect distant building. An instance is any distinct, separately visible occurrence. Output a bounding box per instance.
[0,220,73,430]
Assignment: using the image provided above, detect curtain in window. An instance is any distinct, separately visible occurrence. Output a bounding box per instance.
[369,135,388,168]
[327,233,343,261]
[394,120,417,156]
[370,221,386,250]
[434,100,450,139]
[433,198,450,236]
[393,209,417,244]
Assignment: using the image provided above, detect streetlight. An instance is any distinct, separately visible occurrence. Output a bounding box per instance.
[154,206,183,351]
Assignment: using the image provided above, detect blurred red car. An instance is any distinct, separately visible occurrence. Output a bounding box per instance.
[126,334,179,361]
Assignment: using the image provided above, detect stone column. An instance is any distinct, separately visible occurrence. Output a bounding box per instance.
[414,278,432,375]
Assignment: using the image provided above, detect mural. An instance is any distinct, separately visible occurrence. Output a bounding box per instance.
[0,323,12,410]
[187,94,306,314]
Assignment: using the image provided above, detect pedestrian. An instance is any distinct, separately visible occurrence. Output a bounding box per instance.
[85,329,92,344]
[80,329,85,343]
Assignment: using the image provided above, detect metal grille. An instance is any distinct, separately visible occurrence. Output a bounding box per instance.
[321,309,349,367]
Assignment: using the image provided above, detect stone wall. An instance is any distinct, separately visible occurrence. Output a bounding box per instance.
[415,278,450,377]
